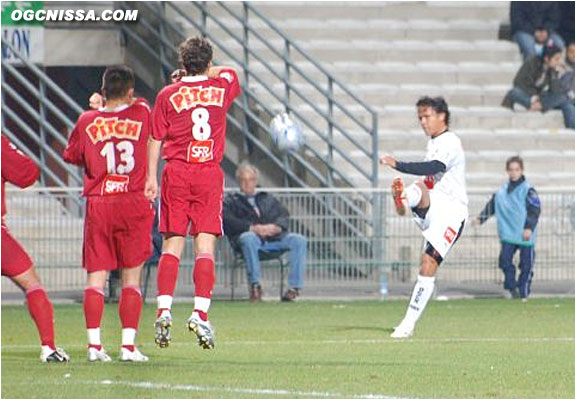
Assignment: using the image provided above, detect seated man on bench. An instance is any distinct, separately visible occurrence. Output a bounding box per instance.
[223,162,307,302]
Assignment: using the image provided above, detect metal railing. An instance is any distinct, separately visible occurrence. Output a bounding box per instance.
[2,188,573,298]
[1,38,84,208]
[117,1,379,189]
[115,1,381,269]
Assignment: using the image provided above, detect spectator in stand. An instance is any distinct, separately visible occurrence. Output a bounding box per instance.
[472,156,540,301]
[223,162,307,302]
[553,42,575,110]
[510,1,565,60]
[502,46,574,129]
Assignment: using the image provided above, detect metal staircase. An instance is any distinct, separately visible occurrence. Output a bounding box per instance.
[1,2,384,279]
[118,1,379,190]
[1,38,84,208]
[117,1,383,267]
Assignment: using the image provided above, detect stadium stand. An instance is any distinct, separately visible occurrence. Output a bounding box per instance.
[180,1,574,189]
[1,1,574,299]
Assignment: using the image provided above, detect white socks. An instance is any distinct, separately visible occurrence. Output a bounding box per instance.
[194,296,211,313]
[122,328,136,347]
[402,275,436,327]
[404,183,422,209]
[87,328,101,346]
[157,295,173,315]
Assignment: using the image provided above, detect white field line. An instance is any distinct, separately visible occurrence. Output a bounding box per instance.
[58,379,403,399]
[2,337,574,350]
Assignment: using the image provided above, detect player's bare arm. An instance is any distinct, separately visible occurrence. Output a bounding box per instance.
[145,137,162,200]
[379,154,397,168]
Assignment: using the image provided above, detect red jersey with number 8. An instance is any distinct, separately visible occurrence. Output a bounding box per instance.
[63,99,151,197]
[151,69,241,164]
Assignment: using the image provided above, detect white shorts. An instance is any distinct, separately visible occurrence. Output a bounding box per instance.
[412,191,468,259]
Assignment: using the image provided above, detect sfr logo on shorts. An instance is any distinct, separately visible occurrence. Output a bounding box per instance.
[187,140,214,163]
[444,227,456,244]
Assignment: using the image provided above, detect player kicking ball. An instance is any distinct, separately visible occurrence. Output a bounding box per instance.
[1,136,69,363]
[63,66,154,361]
[380,97,468,338]
[146,36,240,350]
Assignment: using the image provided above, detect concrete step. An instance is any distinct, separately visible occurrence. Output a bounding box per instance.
[304,129,576,153]
[280,104,567,130]
[188,2,509,21]
[256,82,510,108]
[320,149,574,187]
[188,17,503,41]
[217,38,521,63]
[44,29,122,67]
[350,149,575,173]
[233,60,519,86]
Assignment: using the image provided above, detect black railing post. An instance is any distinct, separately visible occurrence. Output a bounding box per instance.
[327,77,334,186]
[284,39,290,113]
[200,1,208,34]
[241,2,251,155]
[38,78,47,186]
[159,2,167,83]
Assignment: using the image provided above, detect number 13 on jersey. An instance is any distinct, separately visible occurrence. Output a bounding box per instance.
[187,107,214,163]
[100,140,135,174]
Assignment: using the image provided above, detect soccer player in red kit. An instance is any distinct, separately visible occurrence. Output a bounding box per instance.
[63,66,154,362]
[145,37,240,349]
[1,136,70,363]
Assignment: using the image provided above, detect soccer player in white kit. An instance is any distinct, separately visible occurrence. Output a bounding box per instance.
[380,97,468,338]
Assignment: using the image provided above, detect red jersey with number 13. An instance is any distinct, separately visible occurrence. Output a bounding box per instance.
[151,69,240,164]
[63,99,151,197]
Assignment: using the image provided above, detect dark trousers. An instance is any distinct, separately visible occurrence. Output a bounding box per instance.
[498,242,535,298]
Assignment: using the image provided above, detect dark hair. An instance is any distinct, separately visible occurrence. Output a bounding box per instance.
[102,65,134,100]
[179,36,213,76]
[506,155,524,170]
[416,96,450,126]
[543,45,562,60]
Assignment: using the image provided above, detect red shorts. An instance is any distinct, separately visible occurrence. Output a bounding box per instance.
[83,192,154,272]
[1,225,33,277]
[160,161,224,237]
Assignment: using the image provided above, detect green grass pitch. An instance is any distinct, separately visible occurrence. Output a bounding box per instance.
[2,298,574,398]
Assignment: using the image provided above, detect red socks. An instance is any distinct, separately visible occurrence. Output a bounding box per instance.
[194,253,215,299]
[84,285,142,352]
[119,286,142,330]
[84,287,105,329]
[193,253,215,322]
[26,286,55,350]
[157,253,180,296]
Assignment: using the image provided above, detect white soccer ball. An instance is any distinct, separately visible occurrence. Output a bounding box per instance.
[269,112,304,153]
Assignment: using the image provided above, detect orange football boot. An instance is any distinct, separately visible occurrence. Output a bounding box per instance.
[391,177,406,216]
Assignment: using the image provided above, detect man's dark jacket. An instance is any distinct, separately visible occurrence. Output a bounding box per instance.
[223,192,290,248]
[502,56,555,108]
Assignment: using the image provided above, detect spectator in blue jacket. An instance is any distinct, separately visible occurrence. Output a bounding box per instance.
[472,156,541,300]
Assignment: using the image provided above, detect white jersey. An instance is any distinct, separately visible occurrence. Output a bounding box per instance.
[424,130,468,209]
